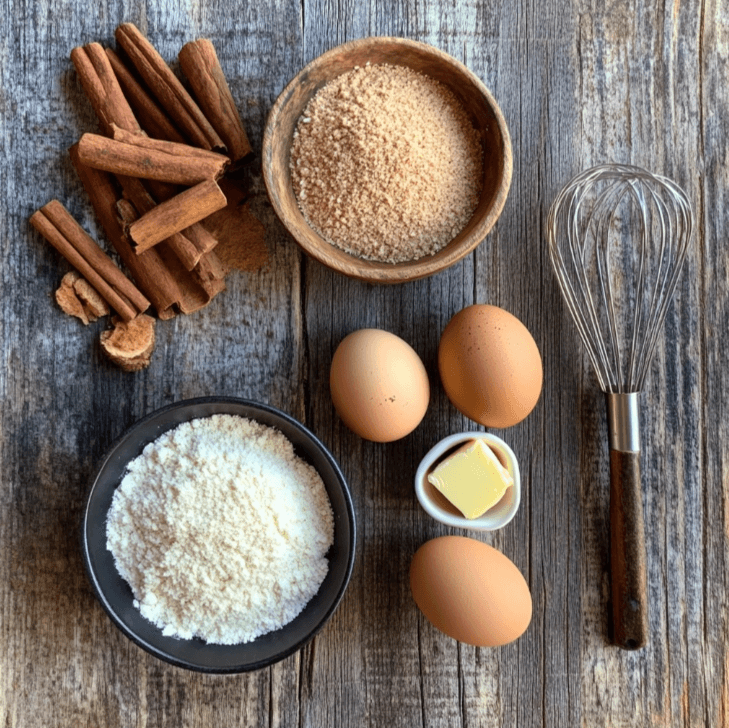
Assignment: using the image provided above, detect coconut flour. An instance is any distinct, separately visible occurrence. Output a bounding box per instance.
[106,414,334,645]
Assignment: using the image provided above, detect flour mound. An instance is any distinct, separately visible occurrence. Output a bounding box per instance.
[106,415,334,645]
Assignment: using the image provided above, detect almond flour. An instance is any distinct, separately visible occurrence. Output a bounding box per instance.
[290,63,483,263]
[106,415,334,645]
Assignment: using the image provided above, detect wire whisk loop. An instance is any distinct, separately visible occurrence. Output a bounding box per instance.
[547,164,692,394]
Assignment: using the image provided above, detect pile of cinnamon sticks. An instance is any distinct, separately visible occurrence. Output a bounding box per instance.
[31,23,253,368]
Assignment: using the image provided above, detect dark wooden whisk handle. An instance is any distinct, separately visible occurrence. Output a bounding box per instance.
[609,449,648,650]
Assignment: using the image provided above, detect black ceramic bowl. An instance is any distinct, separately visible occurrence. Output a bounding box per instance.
[82,397,356,673]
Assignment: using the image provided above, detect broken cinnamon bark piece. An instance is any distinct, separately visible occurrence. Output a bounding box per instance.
[56,272,88,322]
[56,271,110,324]
[100,314,156,371]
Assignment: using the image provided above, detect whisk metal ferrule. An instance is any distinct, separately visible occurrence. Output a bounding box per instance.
[606,392,640,453]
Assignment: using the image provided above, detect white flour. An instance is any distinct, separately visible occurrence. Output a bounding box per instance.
[106,414,334,645]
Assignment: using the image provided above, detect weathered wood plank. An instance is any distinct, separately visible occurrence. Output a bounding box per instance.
[696,2,729,727]
[569,3,709,728]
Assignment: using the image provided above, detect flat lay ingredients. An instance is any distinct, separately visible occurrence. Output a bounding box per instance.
[330,328,430,442]
[106,415,334,645]
[290,63,483,264]
[439,304,542,428]
[410,536,532,647]
[547,164,692,651]
[48,31,530,667]
[427,438,513,519]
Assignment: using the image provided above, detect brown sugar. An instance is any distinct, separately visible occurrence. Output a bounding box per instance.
[290,63,483,264]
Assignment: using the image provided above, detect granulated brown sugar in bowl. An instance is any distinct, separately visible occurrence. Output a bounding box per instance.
[289,63,483,264]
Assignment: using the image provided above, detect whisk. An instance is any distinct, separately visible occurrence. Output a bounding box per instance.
[546,164,692,650]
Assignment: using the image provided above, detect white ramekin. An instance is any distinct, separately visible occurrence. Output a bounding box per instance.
[414,432,521,531]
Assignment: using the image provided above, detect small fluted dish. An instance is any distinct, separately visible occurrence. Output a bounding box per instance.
[415,432,520,531]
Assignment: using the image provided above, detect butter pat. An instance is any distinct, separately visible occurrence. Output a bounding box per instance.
[427,439,514,519]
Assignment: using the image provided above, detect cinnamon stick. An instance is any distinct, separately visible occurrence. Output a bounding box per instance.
[154,244,225,315]
[195,250,226,284]
[110,124,228,165]
[134,176,218,255]
[105,48,185,144]
[179,39,253,165]
[69,143,181,319]
[116,175,202,270]
[77,132,228,186]
[30,200,148,322]
[123,175,218,257]
[70,43,141,135]
[127,180,227,253]
[183,222,218,255]
[115,23,225,151]
[117,168,218,266]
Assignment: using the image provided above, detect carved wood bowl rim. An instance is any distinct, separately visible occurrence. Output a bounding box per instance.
[262,36,513,283]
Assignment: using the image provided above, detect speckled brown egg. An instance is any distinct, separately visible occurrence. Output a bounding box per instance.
[330,328,430,442]
[438,304,542,428]
[410,536,532,647]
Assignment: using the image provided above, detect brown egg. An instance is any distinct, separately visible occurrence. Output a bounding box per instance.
[330,329,430,442]
[438,304,542,428]
[409,536,532,647]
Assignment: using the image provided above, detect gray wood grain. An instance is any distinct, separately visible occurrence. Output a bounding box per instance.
[1,0,724,726]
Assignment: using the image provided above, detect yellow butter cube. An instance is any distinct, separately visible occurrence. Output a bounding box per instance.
[427,439,514,519]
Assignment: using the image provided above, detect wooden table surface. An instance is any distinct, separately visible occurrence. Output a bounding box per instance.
[2,1,726,726]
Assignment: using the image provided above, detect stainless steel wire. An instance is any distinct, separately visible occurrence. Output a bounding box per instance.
[546,164,692,394]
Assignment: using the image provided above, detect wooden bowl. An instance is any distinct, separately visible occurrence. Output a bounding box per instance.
[262,37,513,283]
